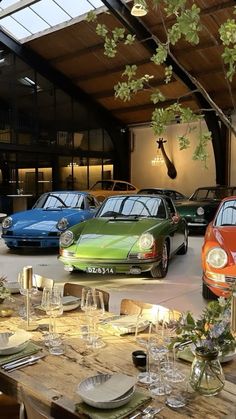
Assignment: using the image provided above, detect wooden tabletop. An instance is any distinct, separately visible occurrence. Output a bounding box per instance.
[0,295,235,418]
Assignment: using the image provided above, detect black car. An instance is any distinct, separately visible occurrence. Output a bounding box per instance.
[175,186,236,232]
[138,188,187,202]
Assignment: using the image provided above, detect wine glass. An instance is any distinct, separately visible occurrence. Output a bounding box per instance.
[149,336,171,396]
[135,318,157,384]
[81,288,105,349]
[44,287,64,355]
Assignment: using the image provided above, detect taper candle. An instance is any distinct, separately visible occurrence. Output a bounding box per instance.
[22,266,33,289]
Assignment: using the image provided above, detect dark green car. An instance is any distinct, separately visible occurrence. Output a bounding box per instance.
[175,186,236,231]
[59,194,188,278]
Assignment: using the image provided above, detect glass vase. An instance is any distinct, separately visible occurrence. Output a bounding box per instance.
[189,347,225,396]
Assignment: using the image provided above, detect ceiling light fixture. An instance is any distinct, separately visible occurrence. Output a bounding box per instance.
[131,0,148,17]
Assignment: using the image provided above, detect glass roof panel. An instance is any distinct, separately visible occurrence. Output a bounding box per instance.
[0,0,106,42]
[55,0,95,19]
[0,15,32,38]
[31,0,71,26]
[12,7,50,34]
[0,0,18,8]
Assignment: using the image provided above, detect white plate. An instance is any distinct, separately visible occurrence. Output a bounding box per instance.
[0,330,31,355]
[103,315,150,334]
[62,301,80,312]
[219,350,236,363]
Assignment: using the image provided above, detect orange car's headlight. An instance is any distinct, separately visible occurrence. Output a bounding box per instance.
[206,247,228,269]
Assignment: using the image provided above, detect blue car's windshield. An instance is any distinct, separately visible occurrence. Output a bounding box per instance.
[97,196,166,218]
[215,200,236,226]
[33,193,84,209]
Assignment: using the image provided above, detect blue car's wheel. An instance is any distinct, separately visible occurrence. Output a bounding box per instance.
[150,241,169,279]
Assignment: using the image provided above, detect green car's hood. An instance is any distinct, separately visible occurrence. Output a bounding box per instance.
[176,199,219,214]
[72,217,166,258]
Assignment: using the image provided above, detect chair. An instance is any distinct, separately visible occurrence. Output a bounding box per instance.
[0,392,20,419]
[33,274,54,291]
[120,299,180,322]
[63,283,110,311]
[19,387,54,419]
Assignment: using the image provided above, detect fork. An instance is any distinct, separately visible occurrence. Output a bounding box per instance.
[130,405,163,419]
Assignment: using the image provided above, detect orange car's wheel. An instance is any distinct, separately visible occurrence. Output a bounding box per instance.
[202,281,218,300]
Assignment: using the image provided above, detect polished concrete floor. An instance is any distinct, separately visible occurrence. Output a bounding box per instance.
[0,232,206,316]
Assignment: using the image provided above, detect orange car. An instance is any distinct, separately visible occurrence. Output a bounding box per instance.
[202,196,236,299]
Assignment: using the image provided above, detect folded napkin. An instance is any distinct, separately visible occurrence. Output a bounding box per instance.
[79,374,137,403]
[0,342,42,366]
[75,390,152,419]
[101,315,149,336]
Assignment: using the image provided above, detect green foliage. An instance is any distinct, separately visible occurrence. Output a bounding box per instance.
[178,135,190,150]
[124,34,136,45]
[114,72,154,101]
[150,90,166,104]
[219,15,236,81]
[172,297,236,355]
[86,11,97,23]
[193,131,212,166]
[96,23,108,38]
[151,45,168,65]
[164,0,187,16]
[165,65,173,83]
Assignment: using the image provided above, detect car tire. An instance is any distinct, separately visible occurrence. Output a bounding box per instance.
[177,228,188,255]
[150,241,169,279]
[202,281,218,300]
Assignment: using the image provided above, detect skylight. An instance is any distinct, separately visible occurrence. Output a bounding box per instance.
[0,0,105,42]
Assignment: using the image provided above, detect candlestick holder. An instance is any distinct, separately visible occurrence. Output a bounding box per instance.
[19,266,38,331]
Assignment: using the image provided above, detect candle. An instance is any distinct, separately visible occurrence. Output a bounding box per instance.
[22,266,33,289]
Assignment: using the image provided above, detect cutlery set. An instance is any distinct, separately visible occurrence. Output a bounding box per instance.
[1,353,46,372]
[130,405,164,419]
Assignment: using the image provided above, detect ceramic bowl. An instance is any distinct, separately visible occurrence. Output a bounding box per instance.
[77,374,135,409]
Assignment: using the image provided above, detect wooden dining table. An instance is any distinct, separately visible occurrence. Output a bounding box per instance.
[0,293,236,419]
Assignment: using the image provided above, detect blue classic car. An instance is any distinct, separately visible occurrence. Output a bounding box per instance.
[1,191,100,249]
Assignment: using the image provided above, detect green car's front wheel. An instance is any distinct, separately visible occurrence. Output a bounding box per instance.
[150,241,169,279]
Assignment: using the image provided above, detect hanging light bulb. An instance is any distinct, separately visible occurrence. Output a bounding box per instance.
[131,0,148,17]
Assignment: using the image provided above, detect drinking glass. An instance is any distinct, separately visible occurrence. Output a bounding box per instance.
[81,288,105,349]
[164,369,187,408]
[149,337,171,396]
[44,287,64,355]
[135,319,157,384]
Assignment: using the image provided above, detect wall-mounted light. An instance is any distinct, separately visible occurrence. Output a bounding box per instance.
[151,155,164,166]
[67,162,78,167]
[131,0,148,17]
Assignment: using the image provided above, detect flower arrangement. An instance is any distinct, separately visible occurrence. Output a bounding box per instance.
[172,297,236,356]
[0,276,10,302]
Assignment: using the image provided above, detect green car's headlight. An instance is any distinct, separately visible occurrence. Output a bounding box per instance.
[206,247,228,269]
[2,217,12,229]
[60,230,74,247]
[196,207,204,216]
[138,233,154,250]
[57,217,69,231]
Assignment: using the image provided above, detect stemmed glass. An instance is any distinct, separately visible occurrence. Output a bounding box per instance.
[161,309,182,379]
[81,288,105,349]
[43,287,64,355]
[135,318,157,384]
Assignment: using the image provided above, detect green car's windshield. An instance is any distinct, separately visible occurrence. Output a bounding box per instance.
[215,200,236,226]
[190,188,236,201]
[97,196,167,219]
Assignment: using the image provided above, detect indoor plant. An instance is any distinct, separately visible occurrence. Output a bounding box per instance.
[0,276,10,303]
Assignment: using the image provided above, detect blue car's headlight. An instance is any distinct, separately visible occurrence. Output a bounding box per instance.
[57,217,69,231]
[138,233,154,250]
[2,217,13,229]
[59,230,74,247]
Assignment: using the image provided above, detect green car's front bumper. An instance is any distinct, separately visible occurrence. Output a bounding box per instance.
[59,250,160,275]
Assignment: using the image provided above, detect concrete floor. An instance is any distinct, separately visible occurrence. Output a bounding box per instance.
[0,232,206,316]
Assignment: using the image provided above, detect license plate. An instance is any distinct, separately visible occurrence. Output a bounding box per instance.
[86,267,116,274]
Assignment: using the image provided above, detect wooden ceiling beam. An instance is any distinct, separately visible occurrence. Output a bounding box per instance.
[51,42,104,64]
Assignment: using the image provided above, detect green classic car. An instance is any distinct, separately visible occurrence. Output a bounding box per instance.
[59,194,188,278]
[175,186,236,232]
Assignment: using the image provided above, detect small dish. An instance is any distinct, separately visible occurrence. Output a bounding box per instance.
[77,374,135,409]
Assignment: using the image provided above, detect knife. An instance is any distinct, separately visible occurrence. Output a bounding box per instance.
[3,354,46,371]
[1,353,42,369]
[6,359,42,373]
